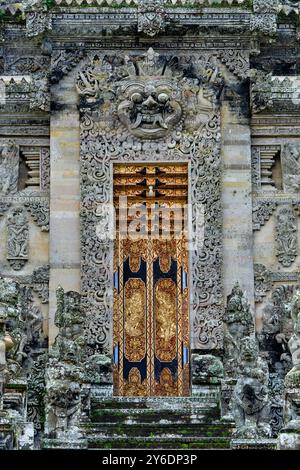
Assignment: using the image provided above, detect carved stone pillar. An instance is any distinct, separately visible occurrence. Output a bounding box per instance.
[49,66,81,347]
[221,59,255,309]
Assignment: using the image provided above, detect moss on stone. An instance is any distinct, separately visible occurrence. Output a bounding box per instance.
[0,12,25,24]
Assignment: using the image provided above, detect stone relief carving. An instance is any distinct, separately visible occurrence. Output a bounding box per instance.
[25,198,50,231]
[278,290,300,448]
[254,263,272,303]
[231,336,271,439]
[252,200,277,230]
[40,148,50,191]
[116,51,183,140]
[223,283,255,378]
[7,208,29,271]
[26,12,52,38]
[45,286,88,441]
[282,144,300,193]
[285,309,300,389]
[257,284,297,436]
[217,50,249,81]
[30,76,50,112]
[137,0,167,37]
[0,276,46,447]
[251,146,261,191]
[6,55,50,114]
[221,284,255,421]
[253,0,279,13]
[27,353,47,440]
[0,141,19,195]
[50,50,85,85]
[250,14,277,36]
[0,278,21,384]
[275,205,297,267]
[77,48,224,355]
[31,265,49,304]
[250,70,273,114]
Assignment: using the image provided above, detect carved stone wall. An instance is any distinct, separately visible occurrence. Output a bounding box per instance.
[77,49,224,356]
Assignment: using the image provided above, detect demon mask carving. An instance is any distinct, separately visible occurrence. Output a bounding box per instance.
[117,78,182,140]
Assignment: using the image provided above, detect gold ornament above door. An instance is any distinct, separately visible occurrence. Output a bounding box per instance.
[113,163,190,397]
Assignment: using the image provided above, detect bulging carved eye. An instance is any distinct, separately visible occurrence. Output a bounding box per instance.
[131,92,143,103]
[158,93,169,103]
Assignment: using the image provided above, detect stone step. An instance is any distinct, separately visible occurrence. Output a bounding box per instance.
[85,422,233,438]
[91,395,219,411]
[90,407,220,424]
[87,436,231,449]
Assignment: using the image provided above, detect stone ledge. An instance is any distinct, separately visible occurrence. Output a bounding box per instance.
[230,438,277,449]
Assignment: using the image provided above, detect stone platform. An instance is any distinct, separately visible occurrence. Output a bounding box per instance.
[81,392,234,450]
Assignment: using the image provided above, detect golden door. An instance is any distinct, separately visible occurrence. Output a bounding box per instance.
[113,164,190,396]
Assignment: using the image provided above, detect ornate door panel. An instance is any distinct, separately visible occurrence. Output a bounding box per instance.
[113,164,190,396]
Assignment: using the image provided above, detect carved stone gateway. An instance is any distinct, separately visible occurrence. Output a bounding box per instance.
[77,49,224,367]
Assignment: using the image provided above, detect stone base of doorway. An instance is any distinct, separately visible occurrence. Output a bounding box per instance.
[82,388,234,450]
